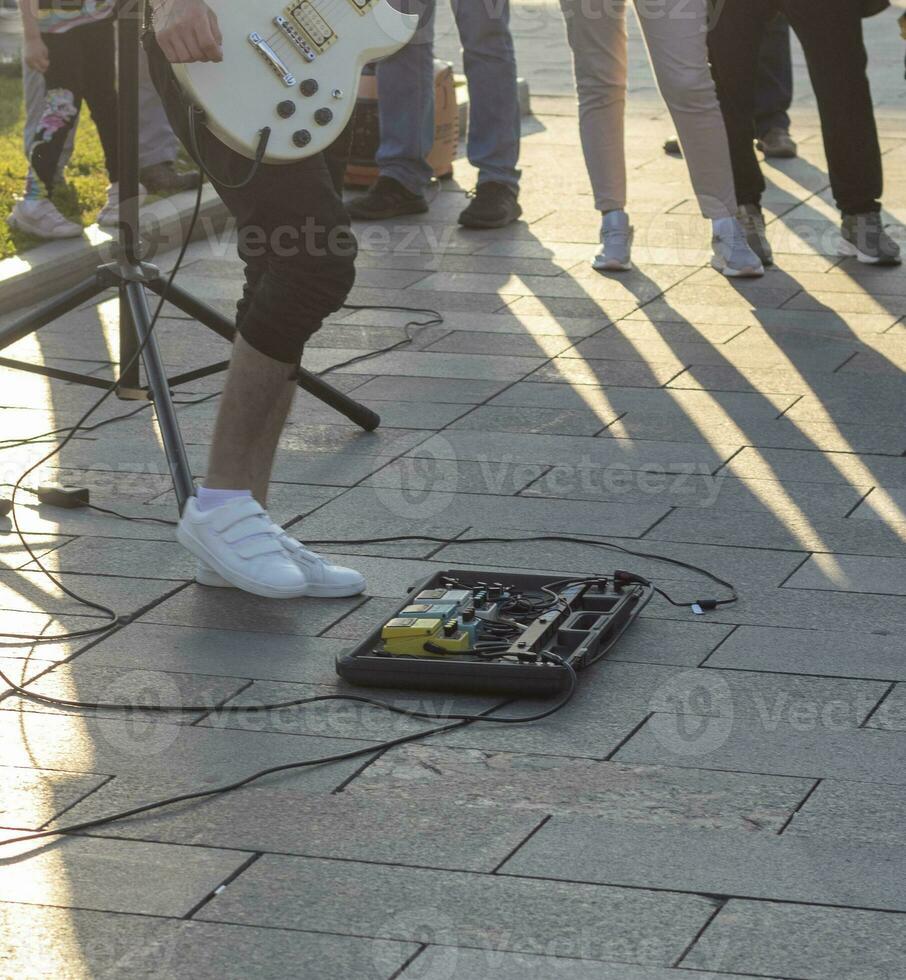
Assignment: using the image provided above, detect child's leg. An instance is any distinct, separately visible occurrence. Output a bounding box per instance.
[28,32,84,196]
[79,18,119,184]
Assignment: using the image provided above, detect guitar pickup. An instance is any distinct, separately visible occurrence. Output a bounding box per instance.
[286,1,337,52]
[274,15,316,61]
[248,32,297,86]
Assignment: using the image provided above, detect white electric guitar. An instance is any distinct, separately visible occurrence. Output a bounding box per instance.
[170,0,418,164]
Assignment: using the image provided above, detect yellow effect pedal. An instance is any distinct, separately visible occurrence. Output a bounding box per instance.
[381,616,472,657]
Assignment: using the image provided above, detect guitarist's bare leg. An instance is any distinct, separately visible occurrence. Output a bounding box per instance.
[146,0,365,600]
[204,336,296,505]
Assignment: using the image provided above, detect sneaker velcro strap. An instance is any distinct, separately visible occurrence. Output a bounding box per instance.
[234,537,285,559]
[210,499,267,533]
[222,518,274,545]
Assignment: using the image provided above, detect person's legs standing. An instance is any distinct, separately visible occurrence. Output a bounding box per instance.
[560,0,628,213]
[346,0,436,218]
[559,0,632,267]
[145,33,365,594]
[636,0,736,220]
[79,18,118,185]
[708,0,775,210]
[753,13,793,140]
[779,0,896,263]
[23,61,75,179]
[452,0,521,190]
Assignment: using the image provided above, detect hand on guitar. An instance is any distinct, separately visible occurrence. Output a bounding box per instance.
[154,0,224,64]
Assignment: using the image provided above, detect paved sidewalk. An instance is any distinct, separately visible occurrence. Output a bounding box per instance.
[1,11,905,979]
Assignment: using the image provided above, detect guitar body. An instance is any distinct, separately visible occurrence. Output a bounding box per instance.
[171,0,418,164]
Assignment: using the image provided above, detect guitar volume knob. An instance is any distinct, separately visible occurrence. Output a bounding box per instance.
[314,107,333,126]
[299,79,319,97]
[292,129,312,148]
[277,100,296,118]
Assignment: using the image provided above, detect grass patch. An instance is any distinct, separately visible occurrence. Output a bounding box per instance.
[0,70,110,260]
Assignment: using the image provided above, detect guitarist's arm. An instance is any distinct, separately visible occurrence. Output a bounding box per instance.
[152,0,223,64]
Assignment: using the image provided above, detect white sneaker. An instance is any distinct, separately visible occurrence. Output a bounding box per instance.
[196,526,366,598]
[593,210,633,272]
[177,496,312,599]
[711,217,765,278]
[97,182,147,228]
[8,199,82,240]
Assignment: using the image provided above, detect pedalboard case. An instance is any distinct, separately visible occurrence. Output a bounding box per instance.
[335,569,651,698]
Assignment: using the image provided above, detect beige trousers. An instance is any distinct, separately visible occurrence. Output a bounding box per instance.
[560,0,737,218]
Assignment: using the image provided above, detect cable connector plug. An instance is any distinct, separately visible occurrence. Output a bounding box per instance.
[37,485,90,509]
[691,599,719,615]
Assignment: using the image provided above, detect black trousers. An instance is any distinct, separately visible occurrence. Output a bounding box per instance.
[708,0,883,215]
[144,34,357,365]
[753,14,793,138]
[32,18,118,192]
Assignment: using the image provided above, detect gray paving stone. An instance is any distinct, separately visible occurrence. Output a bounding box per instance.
[0,765,107,829]
[724,446,906,488]
[0,707,373,797]
[449,405,610,435]
[294,485,669,539]
[197,854,720,965]
[0,611,107,663]
[600,413,906,455]
[77,623,352,686]
[649,508,906,559]
[0,570,184,619]
[502,817,906,911]
[867,684,906,731]
[614,715,906,783]
[424,330,577,357]
[0,906,418,980]
[362,457,546,495]
[397,948,779,979]
[851,486,906,522]
[59,787,542,872]
[597,617,734,667]
[528,357,684,388]
[138,584,365,636]
[682,899,906,980]
[21,538,195,581]
[334,350,546,381]
[0,833,248,917]
[784,778,906,846]
[344,374,508,404]
[707,625,906,681]
[408,430,737,472]
[346,743,812,832]
[784,554,906,595]
[523,472,868,518]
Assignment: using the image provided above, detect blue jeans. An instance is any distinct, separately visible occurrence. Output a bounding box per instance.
[753,13,793,138]
[375,0,521,194]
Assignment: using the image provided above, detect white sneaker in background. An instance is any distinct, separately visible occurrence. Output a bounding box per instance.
[8,198,82,240]
[711,216,765,278]
[593,209,634,272]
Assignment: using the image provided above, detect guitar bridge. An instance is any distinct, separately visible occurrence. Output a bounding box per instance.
[286,1,337,53]
[274,15,316,61]
[248,32,297,86]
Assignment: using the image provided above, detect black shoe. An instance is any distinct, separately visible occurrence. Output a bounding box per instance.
[458,182,522,229]
[663,136,683,157]
[839,212,902,266]
[140,161,202,195]
[346,176,429,220]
